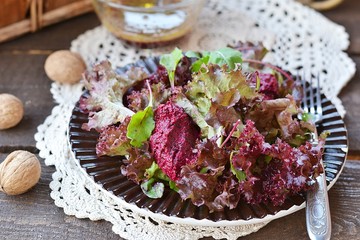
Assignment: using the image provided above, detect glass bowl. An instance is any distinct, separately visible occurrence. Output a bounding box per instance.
[92,0,205,47]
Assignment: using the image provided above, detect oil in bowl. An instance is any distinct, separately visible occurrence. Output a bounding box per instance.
[92,0,205,47]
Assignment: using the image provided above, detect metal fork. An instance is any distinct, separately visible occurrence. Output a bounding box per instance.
[300,74,331,240]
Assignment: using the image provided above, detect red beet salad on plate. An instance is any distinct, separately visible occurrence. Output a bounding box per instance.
[79,43,325,212]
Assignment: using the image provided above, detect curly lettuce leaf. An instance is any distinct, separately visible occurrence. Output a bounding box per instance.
[121,147,179,198]
[210,173,241,211]
[205,102,243,138]
[175,138,244,212]
[176,165,224,208]
[96,117,131,156]
[80,61,149,131]
[213,88,241,107]
[186,65,258,105]
[121,144,153,184]
[242,94,313,146]
[230,41,268,62]
[127,81,171,112]
[274,95,309,143]
[176,65,251,142]
[228,120,324,206]
[171,92,216,138]
[196,138,229,170]
[262,139,324,204]
[174,66,256,141]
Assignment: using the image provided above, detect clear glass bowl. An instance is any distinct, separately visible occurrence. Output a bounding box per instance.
[92,0,205,47]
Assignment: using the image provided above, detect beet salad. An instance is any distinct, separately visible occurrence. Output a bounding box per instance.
[79,43,325,212]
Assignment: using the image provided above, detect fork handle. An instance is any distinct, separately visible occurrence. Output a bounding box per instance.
[306,172,332,240]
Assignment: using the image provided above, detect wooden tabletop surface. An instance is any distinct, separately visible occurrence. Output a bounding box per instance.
[1,1,360,239]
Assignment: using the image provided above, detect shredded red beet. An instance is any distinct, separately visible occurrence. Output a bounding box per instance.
[149,101,200,181]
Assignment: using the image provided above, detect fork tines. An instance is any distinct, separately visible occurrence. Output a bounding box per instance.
[299,73,323,124]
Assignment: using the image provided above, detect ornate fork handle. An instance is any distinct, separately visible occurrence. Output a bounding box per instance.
[306,131,331,240]
[306,172,331,240]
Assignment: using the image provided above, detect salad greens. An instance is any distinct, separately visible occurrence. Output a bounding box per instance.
[230,157,246,182]
[126,81,155,148]
[80,43,325,211]
[141,179,164,199]
[186,47,243,72]
[159,47,183,89]
[96,119,131,156]
[126,105,155,148]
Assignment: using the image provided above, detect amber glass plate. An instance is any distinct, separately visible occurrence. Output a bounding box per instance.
[68,57,347,226]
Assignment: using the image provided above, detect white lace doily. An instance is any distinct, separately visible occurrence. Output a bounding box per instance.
[35,0,356,239]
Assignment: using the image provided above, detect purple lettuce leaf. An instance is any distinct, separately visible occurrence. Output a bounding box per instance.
[80,61,149,131]
[120,143,153,184]
[176,164,224,208]
[230,120,324,206]
[127,81,171,112]
[96,117,131,156]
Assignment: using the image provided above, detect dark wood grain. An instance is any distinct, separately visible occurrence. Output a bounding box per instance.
[0,13,100,51]
[0,0,360,239]
[0,154,120,240]
[0,13,100,151]
[339,56,360,155]
[323,0,360,54]
[0,54,53,152]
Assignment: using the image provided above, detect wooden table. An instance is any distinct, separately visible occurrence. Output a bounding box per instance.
[1,1,360,239]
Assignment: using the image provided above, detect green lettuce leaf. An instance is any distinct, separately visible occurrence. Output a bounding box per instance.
[159,47,183,89]
[207,47,243,71]
[230,152,246,182]
[184,65,258,124]
[185,50,201,58]
[187,65,257,101]
[145,161,170,181]
[213,88,241,107]
[141,179,164,199]
[187,48,242,72]
[126,106,155,147]
[185,50,206,73]
[144,162,179,192]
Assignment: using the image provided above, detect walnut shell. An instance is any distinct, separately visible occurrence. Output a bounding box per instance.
[0,93,24,130]
[0,150,41,195]
[44,50,86,84]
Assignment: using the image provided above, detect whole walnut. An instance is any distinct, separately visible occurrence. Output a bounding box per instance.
[44,50,86,84]
[0,93,24,130]
[0,150,41,195]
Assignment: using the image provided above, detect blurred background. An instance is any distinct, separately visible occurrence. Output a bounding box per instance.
[0,0,344,45]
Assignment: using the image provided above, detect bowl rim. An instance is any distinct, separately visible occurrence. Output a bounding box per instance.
[95,0,204,12]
